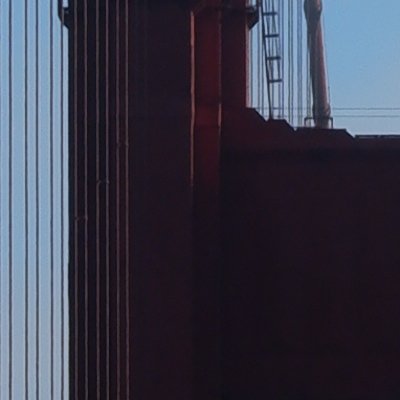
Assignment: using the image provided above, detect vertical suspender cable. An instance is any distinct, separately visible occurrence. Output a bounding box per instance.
[116,0,122,397]
[287,0,291,124]
[285,0,292,123]
[281,0,285,119]
[287,0,290,123]
[50,0,55,397]
[84,0,89,398]
[60,2,65,398]
[296,0,299,124]
[291,0,294,125]
[277,0,282,117]
[0,0,2,391]
[24,0,29,397]
[96,0,101,398]
[278,0,282,118]
[257,0,265,116]
[306,2,311,123]
[271,0,276,113]
[125,0,130,396]
[253,5,256,107]
[301,0,304,125]
[261,1,265,117]
[274,0,279,113]
[249,4,252,106]
[290,0,294,125]
[73,0,79,397]
[296,0,299,125]
[105,0,111,397]
[8,0,13,397]
[35,0,40,397]
[297,0,303,126]
[292,0,294,124]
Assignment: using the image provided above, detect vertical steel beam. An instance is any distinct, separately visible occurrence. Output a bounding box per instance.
[130,2,195,399]
[221,0,249,111]
[304,0,331,128]
[193,2,222,399]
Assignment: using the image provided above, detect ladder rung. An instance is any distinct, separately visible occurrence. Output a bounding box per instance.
[266,56,281,61]
[269,78,283,84]
[264,33,279,39]
[263,11,278,17]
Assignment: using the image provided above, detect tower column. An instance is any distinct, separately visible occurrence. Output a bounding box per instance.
[69,1,195,398]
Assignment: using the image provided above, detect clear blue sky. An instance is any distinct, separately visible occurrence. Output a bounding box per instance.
[324,0,400,134]
[0,0,68,399]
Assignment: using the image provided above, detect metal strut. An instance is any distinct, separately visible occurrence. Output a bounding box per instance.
[304,0,331,128]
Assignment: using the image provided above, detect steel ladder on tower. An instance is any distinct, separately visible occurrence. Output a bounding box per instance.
[260,0,283,118]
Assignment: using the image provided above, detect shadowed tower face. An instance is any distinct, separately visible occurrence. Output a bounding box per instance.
[68,1,197,399]
[68,2,400,400]
[67,1,242,398]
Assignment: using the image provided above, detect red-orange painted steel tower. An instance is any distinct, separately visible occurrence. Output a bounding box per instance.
[67,1,235,398]
[68,1,400,399]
